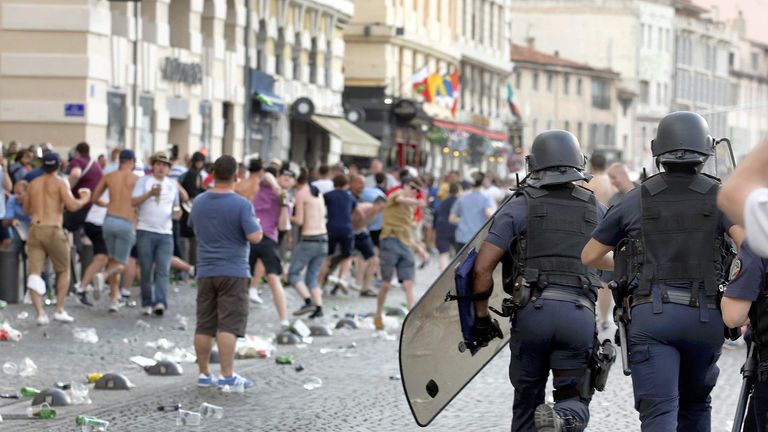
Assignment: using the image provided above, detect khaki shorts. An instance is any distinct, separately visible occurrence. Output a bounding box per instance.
[195,277,250,338]
[27,224,70,275]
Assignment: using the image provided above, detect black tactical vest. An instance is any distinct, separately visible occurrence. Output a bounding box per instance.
[504,184,601,298]
[637,172,722,304]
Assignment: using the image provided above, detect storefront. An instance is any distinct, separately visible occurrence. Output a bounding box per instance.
[249,70,285,161]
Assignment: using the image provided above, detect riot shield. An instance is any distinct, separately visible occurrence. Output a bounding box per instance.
[399,200,512,427]
[702,138,737,180]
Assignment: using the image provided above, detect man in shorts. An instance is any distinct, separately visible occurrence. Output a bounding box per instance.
[91,150,140,297]
[191,155,263,389]
[24,152,91,325]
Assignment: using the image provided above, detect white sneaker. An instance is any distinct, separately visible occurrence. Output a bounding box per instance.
[142,306,153,316]
[36,314,50,326]
[53,310,75,323]
[326,275,340,286]
[120,288,131,299]
[249,288,263,304]
[93,273,104,300]
[109,299,122,313]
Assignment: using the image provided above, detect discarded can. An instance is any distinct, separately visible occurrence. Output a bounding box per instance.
[86,373,103,384]
[276,355,294,365]
[156,403,182,412]
[198,402,224,419]
[26,404,56,419]
[20,387,40,397]
[75,415,110,430]
[176,409,202,426]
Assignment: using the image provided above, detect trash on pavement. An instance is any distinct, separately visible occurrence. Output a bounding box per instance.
[220,381,245,394]
[145,338,174,350]
[94,373,134,390]
[129,356,156,368]
[0,299,6,309]
[68,383,91,405]
[276,355,294,365]
[135,320,151,330]
[144,360,183,376]
[384,305,408,317]
[0,321,22,342]
[3,361,18,375]
[235,335,274,359]
[373,330,397,341]
[294,364,305,372]
[16,311,28,320]
[173,314,189,331]
[153,347,196,363]
[177,409,202,426]
[25,403,57,419]
[75,414,109,431]
[390,374,402,381]
[0,392,20,399]
[20,387,40,397]
[86,373,103,384]
[18,357,38,377]
[72,327,99,344]
[302,377,323,390]
[199,402,224,419]
[290,319,312,338]
[157,403,182,412]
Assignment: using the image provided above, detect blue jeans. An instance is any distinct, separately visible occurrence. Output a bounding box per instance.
[287,238,328,289]
[136,230,173,308]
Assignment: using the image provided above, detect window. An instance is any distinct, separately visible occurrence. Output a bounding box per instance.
[292,32,302,80]
[515,71,521,89]
[532,72,539,91]
[256,20,267,71]
[577,122,583,142]
[591,79,610,109]
[564,120,570,131]
[309,37,318,84]
[640,80,649,104]
[325,39,333,88]
[547,73,553,92]
[656,82,661,105]
[546,120,553,130]
[663,83,668,104]
[752,52,759,71]
[532,119,538,135]
[658,27,663,51]
[563,75,570,95]
[577,78,583,96]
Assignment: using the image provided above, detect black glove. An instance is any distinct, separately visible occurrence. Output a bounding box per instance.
[470,315,503,348]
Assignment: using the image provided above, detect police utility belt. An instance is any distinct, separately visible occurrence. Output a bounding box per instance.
[629,287,718,309]
[535,287,595,313]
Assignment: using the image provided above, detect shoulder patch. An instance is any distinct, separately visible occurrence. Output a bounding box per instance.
[729,258,742,281]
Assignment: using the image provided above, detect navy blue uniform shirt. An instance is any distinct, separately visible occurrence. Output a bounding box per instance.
[724,242,767,301]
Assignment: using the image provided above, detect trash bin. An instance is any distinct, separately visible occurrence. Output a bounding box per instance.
[0,250,21,303]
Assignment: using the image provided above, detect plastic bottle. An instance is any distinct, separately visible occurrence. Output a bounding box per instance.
[75,415,110,430]
[2,361,18,375]
[20,387,40,397]
[198,402,224,419]
[276,355,294,365]
[176,409,202,426]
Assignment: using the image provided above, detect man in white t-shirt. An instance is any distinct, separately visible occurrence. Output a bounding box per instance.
[132,151,179,316]
[719,140,768,257]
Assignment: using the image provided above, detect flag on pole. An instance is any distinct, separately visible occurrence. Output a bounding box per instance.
[411,66,431,102]
[507,83,522,119]
[449,70,460,117]
[427,73,446,102]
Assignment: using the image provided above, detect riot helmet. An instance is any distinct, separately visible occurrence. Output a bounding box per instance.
[652,111,714,168]
[526,130,590,187]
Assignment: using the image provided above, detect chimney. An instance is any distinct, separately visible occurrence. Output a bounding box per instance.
[526,36,535,49]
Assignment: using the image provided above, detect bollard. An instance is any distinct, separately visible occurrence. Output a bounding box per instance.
[0,250,21,303]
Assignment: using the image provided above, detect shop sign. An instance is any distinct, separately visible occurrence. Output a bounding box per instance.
[391,99,417,123]
[64,103,85,117]
[161,58,203,85]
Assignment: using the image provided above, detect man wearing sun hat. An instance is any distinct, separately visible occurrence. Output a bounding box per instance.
[132,151,179,316]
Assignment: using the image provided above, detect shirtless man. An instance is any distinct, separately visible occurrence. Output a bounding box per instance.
[581,152,617,332]
[24,153,91,325]
[91,149,140,304]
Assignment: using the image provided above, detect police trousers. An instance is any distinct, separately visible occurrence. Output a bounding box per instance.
[627,302,723,432]
[509,298,595,432]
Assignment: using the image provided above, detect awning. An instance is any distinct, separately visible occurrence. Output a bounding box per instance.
[432,119,508,141]
[254,91,285,113]
[311,115,381,158]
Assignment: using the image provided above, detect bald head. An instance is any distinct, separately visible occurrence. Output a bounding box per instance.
[607,163,634,193]
[349,174,365,196]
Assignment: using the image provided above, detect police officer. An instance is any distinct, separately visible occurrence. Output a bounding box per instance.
[470,130,606,432]
[721,241,768,431]
[582,111,743,431]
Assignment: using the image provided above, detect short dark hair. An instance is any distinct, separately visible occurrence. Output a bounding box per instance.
[449,183,460,195]
[374,172,386,185]
[333,174,348,188]
[590,152,607,171]
[318,165,330,176]
[213,155,238,182]
[472,172,485,188]
[75,142,89,156]
[248,158,263,173]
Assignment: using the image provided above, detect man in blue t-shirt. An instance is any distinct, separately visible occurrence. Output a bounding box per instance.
[189,155,263,391]
[317,175,357,291]
[449,172,495,251]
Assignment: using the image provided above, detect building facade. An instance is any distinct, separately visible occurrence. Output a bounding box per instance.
[510,0,678,171]
[0,0,371,167]
[672,0,733,138]
[510,44,620,158]
[344,0,513,174]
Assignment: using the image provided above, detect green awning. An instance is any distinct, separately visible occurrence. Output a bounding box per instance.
[311,115,380,158]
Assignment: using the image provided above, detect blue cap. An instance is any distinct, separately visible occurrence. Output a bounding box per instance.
[119,149,135,161]
[42,152,61,173]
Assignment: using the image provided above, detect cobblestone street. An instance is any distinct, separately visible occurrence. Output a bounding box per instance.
[0,263,749,431]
